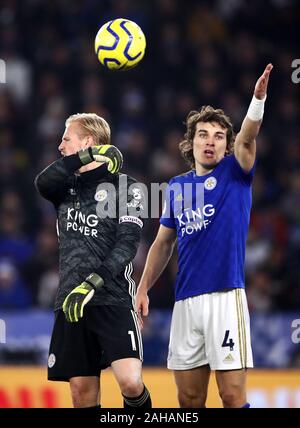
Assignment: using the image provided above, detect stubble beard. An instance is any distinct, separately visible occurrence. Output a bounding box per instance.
[199,161,219,171]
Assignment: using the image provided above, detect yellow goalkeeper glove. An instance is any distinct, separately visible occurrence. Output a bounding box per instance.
[62,273,104,322]
[78,144,123,174]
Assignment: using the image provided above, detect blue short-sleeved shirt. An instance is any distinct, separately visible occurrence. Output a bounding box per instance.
[160,155,255,301]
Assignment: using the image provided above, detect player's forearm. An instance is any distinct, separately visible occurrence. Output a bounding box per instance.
[237,116,261,146]
[237,91,267,145]
[96,224,141,283]
[138,239,175,293]
[234,120,257,171]
[234,94,267,170]
[34,155,82,201]
[234,116,260,164]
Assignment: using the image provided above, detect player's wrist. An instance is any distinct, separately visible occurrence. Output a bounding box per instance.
[137,283,150,295]
[85,272,104,291]
[96,265,113,283]
[63,154,85,173]
[77,147,94,165]
[246,95,266,121]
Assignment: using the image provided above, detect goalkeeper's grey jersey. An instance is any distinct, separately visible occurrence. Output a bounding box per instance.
[35,154,146,311]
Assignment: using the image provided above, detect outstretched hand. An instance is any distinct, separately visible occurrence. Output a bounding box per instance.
[254,63,273,100]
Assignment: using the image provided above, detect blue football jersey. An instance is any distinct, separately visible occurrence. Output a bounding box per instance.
[160,155,255,301]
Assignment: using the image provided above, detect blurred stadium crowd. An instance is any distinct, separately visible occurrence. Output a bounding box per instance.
[0,0,299,313]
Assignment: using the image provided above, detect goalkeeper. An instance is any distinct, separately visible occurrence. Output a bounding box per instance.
[35,113,151,409]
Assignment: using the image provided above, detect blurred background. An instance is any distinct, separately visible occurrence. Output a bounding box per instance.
[0,0,300,407]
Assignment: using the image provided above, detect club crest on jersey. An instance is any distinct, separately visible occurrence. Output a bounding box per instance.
[48,353,56,368]
[132,187,142,200]
[204,177,217,190]
[94,189,108,202]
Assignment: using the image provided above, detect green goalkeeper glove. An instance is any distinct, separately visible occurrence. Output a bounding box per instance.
[78,144,123,174]
[62,273,104,322]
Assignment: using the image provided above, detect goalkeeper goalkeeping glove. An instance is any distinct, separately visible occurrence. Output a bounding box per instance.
[78,144,123,174]
[62,273,104,323]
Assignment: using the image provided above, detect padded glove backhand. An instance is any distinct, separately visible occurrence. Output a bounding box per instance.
[78,144,123,174]
[62,282,95,323]
[62,273,104,323]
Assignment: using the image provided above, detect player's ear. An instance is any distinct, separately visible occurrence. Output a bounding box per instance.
[85,135,94,148]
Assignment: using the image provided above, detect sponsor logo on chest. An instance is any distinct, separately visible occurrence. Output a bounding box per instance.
[66,207,99,237]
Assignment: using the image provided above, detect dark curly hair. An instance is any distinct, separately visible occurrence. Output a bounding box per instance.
[179,106,235,169]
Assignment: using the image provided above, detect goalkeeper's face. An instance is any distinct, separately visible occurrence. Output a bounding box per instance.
[193,121,227,170]
[59,123,91,157]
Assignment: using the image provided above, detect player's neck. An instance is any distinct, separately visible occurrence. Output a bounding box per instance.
[195,162,215,176]
[79,161,104,174]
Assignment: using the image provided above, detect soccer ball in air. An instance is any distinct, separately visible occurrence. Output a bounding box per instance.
[95,18,146,71]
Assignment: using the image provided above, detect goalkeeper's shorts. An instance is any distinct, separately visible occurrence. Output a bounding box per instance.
[47,305,143,382]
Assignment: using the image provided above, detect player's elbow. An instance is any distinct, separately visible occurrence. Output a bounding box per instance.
[234,146,256,173]
[34,173,43,193]
[117,238,140,265]
[34,172,53,201]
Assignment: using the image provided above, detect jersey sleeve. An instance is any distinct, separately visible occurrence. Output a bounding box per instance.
[230,154,256,186]
[160,179,176,229]
[34,155,83,205]
[118,177,147,229]
[95,175,147,282]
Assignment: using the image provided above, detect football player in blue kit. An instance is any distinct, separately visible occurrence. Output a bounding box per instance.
[136,64,273,408]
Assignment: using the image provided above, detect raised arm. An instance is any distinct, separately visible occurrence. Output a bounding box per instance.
[136,225,177,319]
[234,63,273,172]
[35,145,123,203]
[34,156,82,203]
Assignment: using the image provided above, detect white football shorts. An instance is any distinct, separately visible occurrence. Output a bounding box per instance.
[167,288,253,370]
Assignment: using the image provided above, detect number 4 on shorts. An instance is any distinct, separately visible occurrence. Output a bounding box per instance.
[222,330,235,351]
